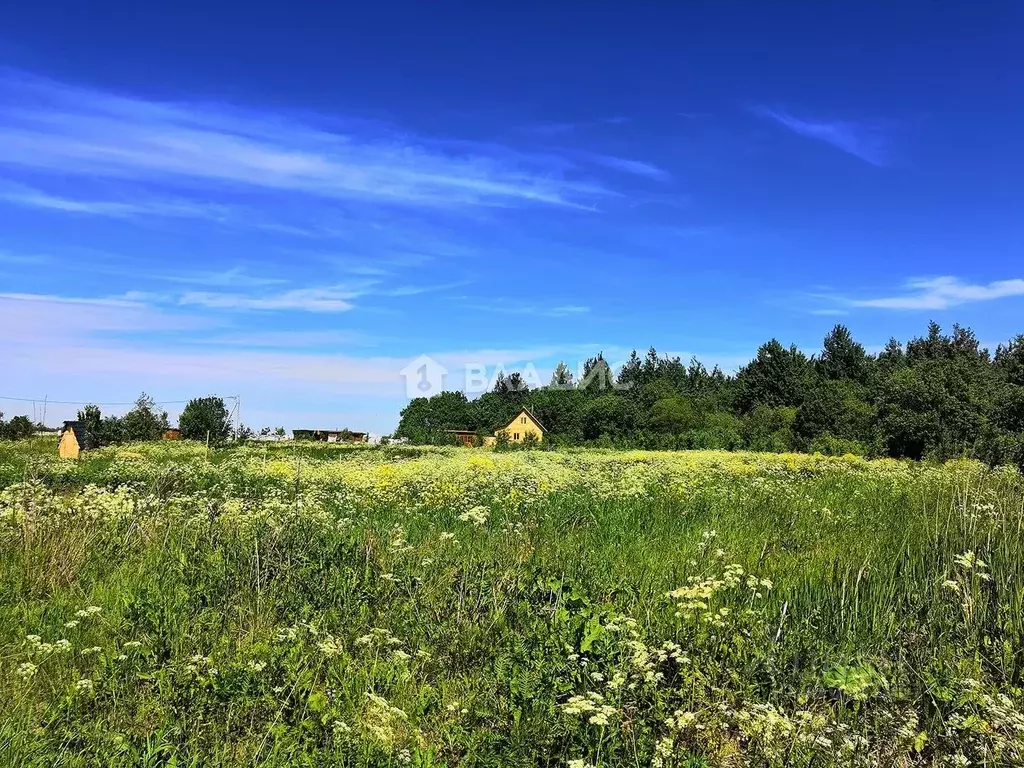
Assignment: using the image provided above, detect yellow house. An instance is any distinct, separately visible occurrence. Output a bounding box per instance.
[58,421,98,459]
[495,408,546,444]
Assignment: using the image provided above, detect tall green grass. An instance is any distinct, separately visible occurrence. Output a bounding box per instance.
[1,443,1022,766]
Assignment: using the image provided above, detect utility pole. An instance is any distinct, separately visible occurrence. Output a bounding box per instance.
[227,395,241,437]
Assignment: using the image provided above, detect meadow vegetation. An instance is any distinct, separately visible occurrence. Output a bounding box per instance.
[2,439,1023,766]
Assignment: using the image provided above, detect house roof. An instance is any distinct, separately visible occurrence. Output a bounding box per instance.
[508,407,547,433]
[62,421,99,450]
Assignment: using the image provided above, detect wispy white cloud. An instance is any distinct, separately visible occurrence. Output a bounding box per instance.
[467,302,591,318]
[178,285,367,313]
[379,281,470,297]
[751,106,889,166]
[0,72,613,210]
[154,267,286,288]
[312,249,433,277]
[848,276,1024,310]
[808,308,851,316]
[173,275,466,312]
[0,293,209,348]
[547,305,591,317]
[336,264,394,277]
[0,291,144,309]
[0,180,231,220]
[195,329,376,349]
[0,249,48,265]
[5,266,465,317]
[587,154,671,181]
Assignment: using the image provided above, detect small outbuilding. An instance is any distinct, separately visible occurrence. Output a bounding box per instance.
[293,428,369,443]
[163,428,181,440]
[58,421,99,459]
[446,429,478,447]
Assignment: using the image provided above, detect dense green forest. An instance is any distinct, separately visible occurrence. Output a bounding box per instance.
[396,322,1024,466]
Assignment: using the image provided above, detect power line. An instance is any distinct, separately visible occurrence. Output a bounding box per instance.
[1,395,195,406]
[2,395,395,423]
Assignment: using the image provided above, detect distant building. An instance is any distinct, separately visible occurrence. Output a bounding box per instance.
[162,428,181,440]
[446,429,478,447]
[293,429,369,443]
[58,421,99,459]
[494,408,546,444]
[443,409,547,448]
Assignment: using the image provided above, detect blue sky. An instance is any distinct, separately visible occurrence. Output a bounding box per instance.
[1,1,1023,432]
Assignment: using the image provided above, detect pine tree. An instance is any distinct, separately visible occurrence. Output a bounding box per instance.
[549,361,575,389]
[817,325,871,384]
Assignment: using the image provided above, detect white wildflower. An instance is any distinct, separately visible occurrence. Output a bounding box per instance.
[16,662,37,680]
[458,505,489,526]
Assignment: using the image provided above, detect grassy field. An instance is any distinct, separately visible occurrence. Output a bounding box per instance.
[1,440,1023,767]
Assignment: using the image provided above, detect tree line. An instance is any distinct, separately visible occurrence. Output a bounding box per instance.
[395,322,1024,467]
[81,394,246,444]
[0,394,238,445]
[0,413,38,440]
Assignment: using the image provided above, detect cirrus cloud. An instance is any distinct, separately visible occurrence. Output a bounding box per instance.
[850,276,1024,310]
[751,105,890,167]
[818,276,1024,312]
[0,71,615,210]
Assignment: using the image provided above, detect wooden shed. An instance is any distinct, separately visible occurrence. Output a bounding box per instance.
[446,430,477,447]
[58,421,99,459]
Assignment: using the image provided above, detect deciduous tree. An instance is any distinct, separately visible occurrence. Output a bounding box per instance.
[179,396,232,442]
